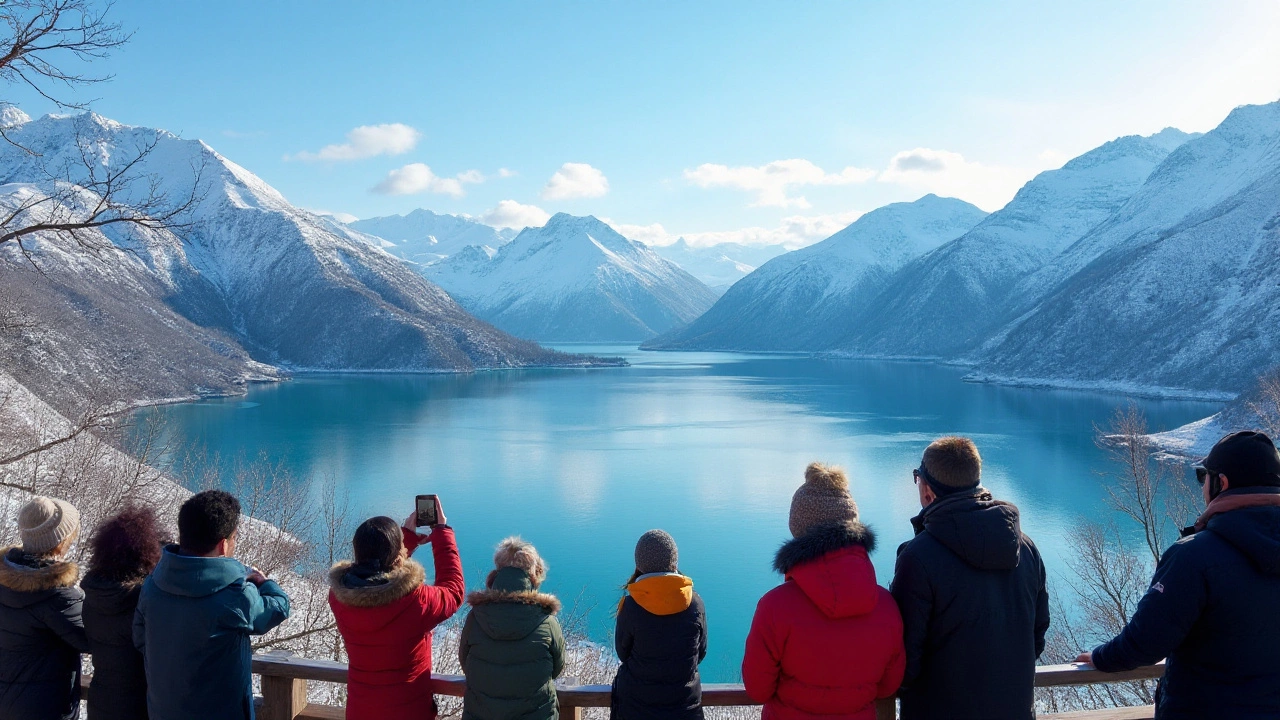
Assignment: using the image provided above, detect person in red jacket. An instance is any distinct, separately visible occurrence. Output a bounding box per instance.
[742,463,905,720]
[329,497,465,720]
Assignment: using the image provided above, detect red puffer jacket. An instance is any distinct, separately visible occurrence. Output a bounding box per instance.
[742,522,904,720]
[329,526,466,720]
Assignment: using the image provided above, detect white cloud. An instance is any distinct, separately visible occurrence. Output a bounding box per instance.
[290,123,421,161]
[684,159,876,208]
[496,168,518,178]
[604,211,862,249]
[373,163,485,196]
[877,147,1033,211]
[480,200,551,229]
[541,162,609,200]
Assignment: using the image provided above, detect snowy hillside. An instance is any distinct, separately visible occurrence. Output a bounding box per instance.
[426,214,718,341]
[652,239,788,293]
[973,100,1280,395]
[349,209,514,265]
[645,195,986,351]
[0,112,597,409]
[841,128,1195,358]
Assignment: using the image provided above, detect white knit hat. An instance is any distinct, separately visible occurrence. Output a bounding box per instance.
[18,496,81,555]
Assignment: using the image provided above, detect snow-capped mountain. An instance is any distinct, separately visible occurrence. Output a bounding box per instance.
[972,100,1280,395]
[645,195,987,351]
[841,128,1195,358]
[0,112,594,408]
[426,214,718,341]
[651,239,789,293]
[349,209,515,265]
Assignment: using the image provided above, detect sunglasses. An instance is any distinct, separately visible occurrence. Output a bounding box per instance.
[1194,466,1215,486]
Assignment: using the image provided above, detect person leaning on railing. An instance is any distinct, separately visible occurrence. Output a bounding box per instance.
[0,496,88,720]
[1077,430,1280,720]
[742,462,905,720]
[328,497,465,720]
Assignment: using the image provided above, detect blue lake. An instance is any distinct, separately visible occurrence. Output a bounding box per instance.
[142,345,1218,681]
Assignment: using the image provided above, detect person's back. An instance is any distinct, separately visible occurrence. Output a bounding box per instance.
[329,502,465,720]
[743,464,905,720]
[890,437,1048,720]
[613,530,708,720]
[460,537,565,720]
[133,490,290,720]
[1085,431,1280,719]
[0,497,87,720]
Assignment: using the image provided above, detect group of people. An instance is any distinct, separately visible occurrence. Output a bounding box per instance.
[0,432,1277,720]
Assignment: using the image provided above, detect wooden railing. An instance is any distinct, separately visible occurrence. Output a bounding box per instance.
[247,653,1166,720]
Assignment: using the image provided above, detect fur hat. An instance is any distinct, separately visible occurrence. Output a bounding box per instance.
[18,496,80,556]
[789,463,859,538]
[634,529,678,574]
[491,536,547,588]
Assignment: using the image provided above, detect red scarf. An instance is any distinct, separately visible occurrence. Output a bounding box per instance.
[1192,490,1280,532]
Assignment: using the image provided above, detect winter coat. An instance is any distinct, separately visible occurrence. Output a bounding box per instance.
[890,490,1049,720]
[329,526,466,720]
[133,545,290,720]
[82,573,148,720]
[0,547,88,720]
[459,566,566,720]
[612,573,707,720]
[1091,488,1280,719]
[742,522,905,720]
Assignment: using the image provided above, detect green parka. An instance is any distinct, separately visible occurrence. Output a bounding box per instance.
[459,567,566,720]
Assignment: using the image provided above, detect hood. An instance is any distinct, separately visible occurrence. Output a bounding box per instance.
[150,544,249,598]
[1204,490,1280,577]
[81,573,144,615]
[329,559,425,608]
[915,490,1023,571]
[467,566,560,641]
[773,522,878,619]
[0,547,79,606]
[625,573,693,616]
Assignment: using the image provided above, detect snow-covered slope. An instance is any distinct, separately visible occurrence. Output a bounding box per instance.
[426,214,718,341]
[0,112,591,409]
[973,101,1280,394]
[839,129,1195,358]
[652,239,789,293]
[349,209,514,265]
[645,195,987,351]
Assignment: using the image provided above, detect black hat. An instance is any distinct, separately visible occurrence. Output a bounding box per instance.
[1201,431,1280,488]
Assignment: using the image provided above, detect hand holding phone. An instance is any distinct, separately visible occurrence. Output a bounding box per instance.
[415,494,439,528]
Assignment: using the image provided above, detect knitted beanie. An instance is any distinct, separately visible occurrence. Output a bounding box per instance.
[492,536,547,587]
[18,496,81,556]
[634,529,678,574]
[789,463,859,538]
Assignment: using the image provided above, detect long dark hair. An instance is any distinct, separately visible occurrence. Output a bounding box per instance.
[352,516,403,572]
[87,506,165,582]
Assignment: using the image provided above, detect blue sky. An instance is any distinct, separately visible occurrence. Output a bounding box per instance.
[8,1,1280,246]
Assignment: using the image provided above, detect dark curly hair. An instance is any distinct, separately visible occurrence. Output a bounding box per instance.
[87,506,165,582]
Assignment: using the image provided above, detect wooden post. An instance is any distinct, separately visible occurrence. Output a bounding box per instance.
[259,674,308,720]
[874,696,896,720]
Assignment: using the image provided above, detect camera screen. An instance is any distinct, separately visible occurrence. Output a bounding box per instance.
[416,496,436,526]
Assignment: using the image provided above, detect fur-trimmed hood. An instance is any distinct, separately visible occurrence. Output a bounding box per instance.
[774,521,876,575]
[328,559,425,608]
[467,588,562,614]
[773,522,879,619]
[0,546,79,594]
[467,566,560,641]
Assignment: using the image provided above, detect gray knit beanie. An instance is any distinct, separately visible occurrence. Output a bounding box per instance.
[18,496,81,556]
[634,529,678,574]
[788,463,859,538]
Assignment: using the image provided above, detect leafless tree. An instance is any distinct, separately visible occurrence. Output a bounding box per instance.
[1246,367,1280,439]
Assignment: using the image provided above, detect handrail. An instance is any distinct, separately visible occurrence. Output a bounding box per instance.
[248,653,1165,720]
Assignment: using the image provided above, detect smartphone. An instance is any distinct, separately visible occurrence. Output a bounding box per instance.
[415,494,439,528]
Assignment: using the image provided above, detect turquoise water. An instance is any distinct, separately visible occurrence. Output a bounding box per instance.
[141,345,1218,681]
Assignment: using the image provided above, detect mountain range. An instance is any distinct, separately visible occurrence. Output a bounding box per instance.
[349,209,516,265]
[651,239,789,293]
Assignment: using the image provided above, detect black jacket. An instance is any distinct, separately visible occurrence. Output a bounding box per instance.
[889,491,1049,720]
[0,547,89,720]
[1091,488,1280,719]
[612,573,707,720]
[82,574,148,720]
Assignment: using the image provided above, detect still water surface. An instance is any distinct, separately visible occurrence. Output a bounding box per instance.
[144,345,1218,680]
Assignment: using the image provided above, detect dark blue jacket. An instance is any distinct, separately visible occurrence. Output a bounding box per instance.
[132,546,290,720]
[1092,488,1280,719]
